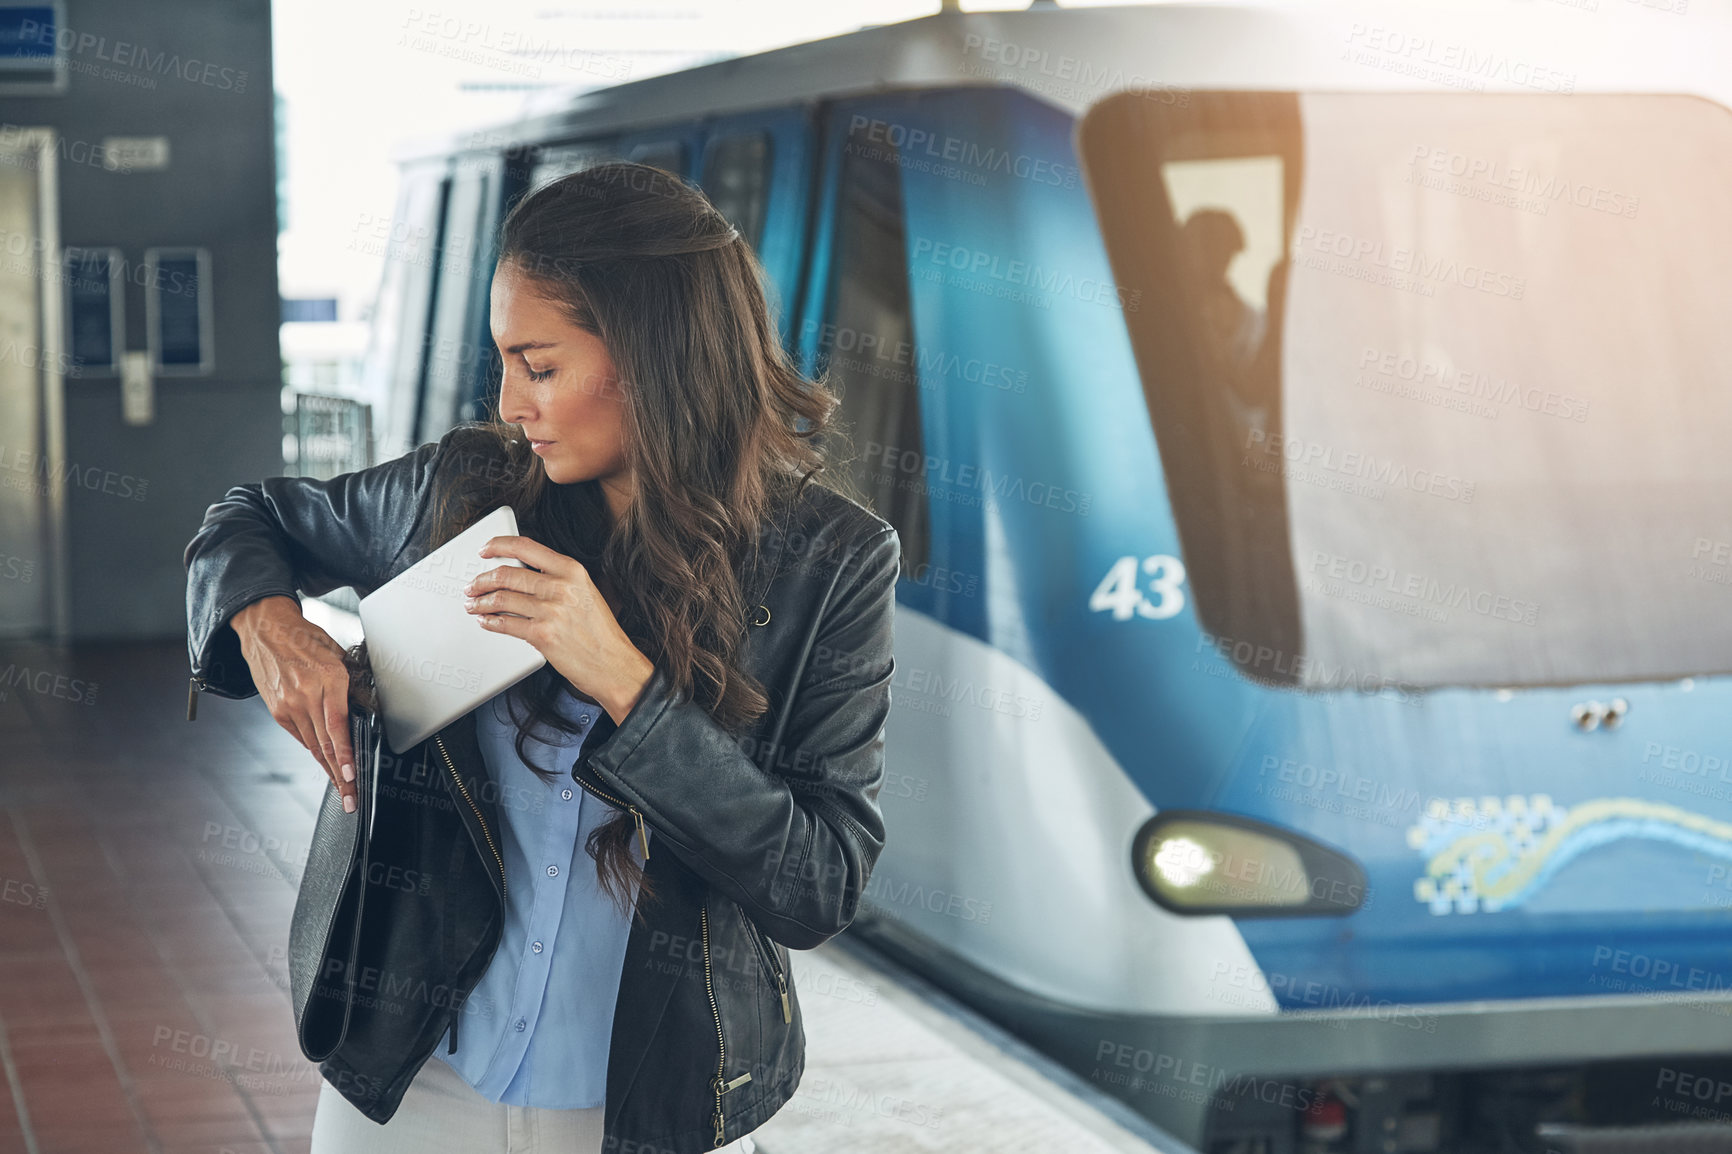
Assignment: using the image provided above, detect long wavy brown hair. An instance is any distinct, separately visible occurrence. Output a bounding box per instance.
[424,161,856,919]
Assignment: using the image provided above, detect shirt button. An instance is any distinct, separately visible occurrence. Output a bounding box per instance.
[514,1019,526,1032]
[580,714,592,725]
[547,865,559,877]
[561,788,573,801]
[532,941,544,954]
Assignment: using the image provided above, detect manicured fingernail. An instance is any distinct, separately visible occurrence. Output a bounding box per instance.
[463,598,476,609]
[341,762,354,782]
[343,794,356,814]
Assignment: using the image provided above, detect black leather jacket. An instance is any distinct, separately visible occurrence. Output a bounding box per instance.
[183,425,900,1153]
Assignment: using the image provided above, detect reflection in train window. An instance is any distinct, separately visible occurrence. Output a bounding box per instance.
[701,132,771,251]
[1075,94,1305,686]
[628,140,687,177]
[1152,152,1299,669]
[1161,156,1284,438]
[816,124,929,575]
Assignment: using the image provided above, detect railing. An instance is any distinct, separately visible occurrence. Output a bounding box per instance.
[286,392,374,480]
[285,393,375,616]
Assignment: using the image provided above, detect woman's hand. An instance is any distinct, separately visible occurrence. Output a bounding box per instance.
[232,595,360,813]
[465,536,656,724]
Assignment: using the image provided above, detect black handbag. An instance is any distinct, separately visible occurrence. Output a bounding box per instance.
[288,642,381,1062]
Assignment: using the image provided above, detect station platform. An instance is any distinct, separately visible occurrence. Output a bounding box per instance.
[0,637,1186,1154]
[750,930,1181,1154]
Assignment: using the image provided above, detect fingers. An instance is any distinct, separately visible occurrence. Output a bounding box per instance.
[242,611,363,814]
[476,609,533,641]
[330,699,357,794]
[321,686,359,815]
[282,710,341,794]
[281,711,319,762]
[466,587,541,620]
[465,563,542,599]
[477,535,578,575]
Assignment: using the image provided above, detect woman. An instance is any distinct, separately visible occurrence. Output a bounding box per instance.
[183,161,902,1154]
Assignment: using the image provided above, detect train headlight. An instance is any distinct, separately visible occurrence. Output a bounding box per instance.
[1151,836,1215,888]
[1131,811,1367,918]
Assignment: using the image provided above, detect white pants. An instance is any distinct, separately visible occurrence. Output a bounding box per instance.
[310,1054,759,1154]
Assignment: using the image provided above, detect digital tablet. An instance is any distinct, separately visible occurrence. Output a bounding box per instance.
[358,505,547,755]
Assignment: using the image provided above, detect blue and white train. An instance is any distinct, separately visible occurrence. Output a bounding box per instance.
[360,4,1732,1149]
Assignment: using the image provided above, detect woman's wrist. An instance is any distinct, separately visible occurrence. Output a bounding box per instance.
[232,595,301,648]
[597,648,657,725]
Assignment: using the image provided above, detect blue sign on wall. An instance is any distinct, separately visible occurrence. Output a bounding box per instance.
[0,6,57,63]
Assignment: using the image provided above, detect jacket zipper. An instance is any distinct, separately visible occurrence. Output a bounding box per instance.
[432,733,504,1057]
[185,673,250,719]
[572,764,650,862]
[734,901,791,1024]
[433,734,505,904]
[701,903,752,1147]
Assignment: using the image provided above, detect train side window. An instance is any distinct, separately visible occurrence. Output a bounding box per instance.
[629,140,687,177]
[815,124,930,575]
[530,140,614,191]
[701,132,771,250]
[369,172,446,458]
[415,165,492,442]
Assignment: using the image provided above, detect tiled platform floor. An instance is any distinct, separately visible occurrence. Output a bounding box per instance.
[0,638,1177,1154]
[0,639,329,1154]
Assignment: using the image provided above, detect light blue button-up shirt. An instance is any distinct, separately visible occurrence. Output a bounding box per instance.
[442,685,647,1108]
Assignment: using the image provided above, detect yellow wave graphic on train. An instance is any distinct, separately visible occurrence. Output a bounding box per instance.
[1409,795,1732,915]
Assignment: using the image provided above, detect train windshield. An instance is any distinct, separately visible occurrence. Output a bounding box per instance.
[1079,92,1732,690]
